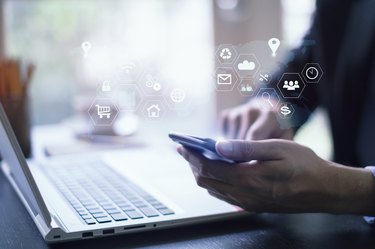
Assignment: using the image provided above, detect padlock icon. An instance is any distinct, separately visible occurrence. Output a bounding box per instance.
[102,81,111,92]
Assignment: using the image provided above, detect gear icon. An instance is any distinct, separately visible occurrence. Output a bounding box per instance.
[153,83,161,91]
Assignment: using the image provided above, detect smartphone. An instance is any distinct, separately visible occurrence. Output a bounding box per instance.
[169,132,237,163]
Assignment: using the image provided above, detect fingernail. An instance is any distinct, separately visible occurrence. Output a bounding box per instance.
[217,141,233,156]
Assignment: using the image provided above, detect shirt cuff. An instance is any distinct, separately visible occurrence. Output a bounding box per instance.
[364,166,375,225]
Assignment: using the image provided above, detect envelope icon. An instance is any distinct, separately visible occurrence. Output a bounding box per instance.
[217,73,232,85]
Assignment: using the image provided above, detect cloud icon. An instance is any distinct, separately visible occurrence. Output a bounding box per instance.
[238,60,256,71]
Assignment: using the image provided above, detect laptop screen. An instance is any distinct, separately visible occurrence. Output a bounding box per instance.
[0,103,51,226]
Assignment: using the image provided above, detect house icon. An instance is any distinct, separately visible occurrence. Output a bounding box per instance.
[147,104,161,118]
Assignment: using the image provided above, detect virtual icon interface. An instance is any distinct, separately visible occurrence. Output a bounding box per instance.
[302,63,323,83]
[234,54,260,78]
[101,81,111,92]
[170,88,186,103]
[283,80,300,91]
[145,74,161,91]
[262,92,273,107]
[278,103,295,119]
[147,104,161,118]
[220,48,232,60]
[277,73,305,99]
[217,74,232,85]
[88,99,119,126]
[96,104,111,118]
[258,72,271,84]
[268,38,280,57]
[81,41,92,58]
[256,88,280,110]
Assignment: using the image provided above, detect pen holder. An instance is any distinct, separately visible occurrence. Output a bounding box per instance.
[0,94,31,158]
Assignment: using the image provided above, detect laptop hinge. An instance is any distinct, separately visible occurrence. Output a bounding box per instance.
[1,162,53,231]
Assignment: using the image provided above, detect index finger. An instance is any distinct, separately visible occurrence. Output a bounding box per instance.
[177,146,242,184]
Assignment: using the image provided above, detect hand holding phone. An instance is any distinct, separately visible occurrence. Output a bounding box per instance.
[169,132,245,163]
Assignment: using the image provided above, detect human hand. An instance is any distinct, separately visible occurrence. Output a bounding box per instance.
[177,139,375,215]
[220,99,293,140]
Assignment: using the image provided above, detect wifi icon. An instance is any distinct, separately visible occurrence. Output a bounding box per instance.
[117,62,140,82]
[121,63,136,74]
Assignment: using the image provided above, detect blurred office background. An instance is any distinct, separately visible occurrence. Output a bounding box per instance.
[0,0,332,159]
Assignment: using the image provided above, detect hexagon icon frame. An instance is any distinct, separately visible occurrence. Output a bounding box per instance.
[88,98,119,126]
[237,79,258,97]
[234,53,261,79]
[278,102,295,119]
[114,83,143,112]
[214,67,238,92]
[215,44,237,65]
[302,63,323,83]
[277,73,306,99]
[255,88,281,111]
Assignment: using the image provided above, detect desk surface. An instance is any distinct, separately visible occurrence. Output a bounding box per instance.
[1,170,375,249]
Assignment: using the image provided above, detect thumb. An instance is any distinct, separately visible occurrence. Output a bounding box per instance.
[215,139,284,162]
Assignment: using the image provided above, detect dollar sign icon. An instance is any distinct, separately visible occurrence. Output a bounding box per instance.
[280,105,291,116]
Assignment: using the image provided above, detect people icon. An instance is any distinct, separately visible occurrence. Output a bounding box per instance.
[283,80,300,91]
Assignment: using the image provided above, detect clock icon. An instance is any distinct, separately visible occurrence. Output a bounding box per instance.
[305,66,319,80]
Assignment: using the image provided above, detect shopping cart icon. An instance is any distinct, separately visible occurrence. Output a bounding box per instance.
[95,104,111,118]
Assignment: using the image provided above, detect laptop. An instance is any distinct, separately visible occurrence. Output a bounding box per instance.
[0,103,245,243]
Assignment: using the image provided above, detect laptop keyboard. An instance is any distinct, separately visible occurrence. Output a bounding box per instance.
[47,162,174,225]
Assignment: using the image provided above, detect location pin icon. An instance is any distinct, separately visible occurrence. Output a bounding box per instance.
[268,38,280,57]
[81,41,92,58]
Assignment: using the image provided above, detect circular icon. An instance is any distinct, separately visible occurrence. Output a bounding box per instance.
[220,48,232,60]
[170,88,186,103]
[305,66,319,80]
[145,74,154,87]
[153,83,161,91]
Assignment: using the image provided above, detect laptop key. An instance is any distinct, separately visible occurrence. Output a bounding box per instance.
[84,218,96,225]
[107,209,121,215]
[101,204,115,209]
[139,207,159,217]
[87,207,101,212]
[152,203,167,209]
[111,213,128,221]
[78,210,88,215]
[92,212,107,218]
[96,217,112,223]
[158,208,175,215]
[81,214,92,219]
[103,206,117,211]
[125,210,144,219]
[75,207,85,212]
[121,207,135,212]
[118,203,132,208]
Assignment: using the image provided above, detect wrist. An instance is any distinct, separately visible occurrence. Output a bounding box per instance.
[329,162,375,215]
